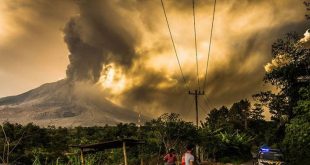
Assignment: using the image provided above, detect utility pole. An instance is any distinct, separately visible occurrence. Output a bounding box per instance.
[137,110,143,165]
[189,89,204,163]
[188,90,204,128]
[138,111,141,132]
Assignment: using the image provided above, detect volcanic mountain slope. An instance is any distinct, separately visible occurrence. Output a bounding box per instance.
[0,79,140,127]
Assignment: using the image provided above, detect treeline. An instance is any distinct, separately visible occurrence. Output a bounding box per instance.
[0,122,160,164]
[0,111,269,165]
[0,118,196,164]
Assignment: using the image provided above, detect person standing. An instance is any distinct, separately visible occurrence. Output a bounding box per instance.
[181,144,195,165]
[163,148,177,165]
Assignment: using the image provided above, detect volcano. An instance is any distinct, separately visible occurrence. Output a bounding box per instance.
[0,79,140,127]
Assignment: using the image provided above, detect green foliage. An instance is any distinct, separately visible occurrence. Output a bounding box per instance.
[0,113,196,164]
[205,106,229,131]
[216,131,253,162]
[283,86,310,164]
[229,99,251,130]
[200,97,281,163]
[256,30,310,164]
[264,33,309,119]
[199,123,254,163]
[145,113,197,155]
[0,122,142,164]
[199,126,221,161]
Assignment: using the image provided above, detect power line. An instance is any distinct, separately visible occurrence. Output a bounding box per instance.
[198,100,208,114]
[198,97,213,118]
[203,0,217,90]
[160,0,189,90]
[199,96,211,111]
[197,101,208,125]
[189,95,196,111]
[161,0,193,127]
[202,95,215,110]
[192,0,200,90]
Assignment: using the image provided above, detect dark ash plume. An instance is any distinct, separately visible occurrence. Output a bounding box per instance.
[64,0,140,83]
[64,18,103,82]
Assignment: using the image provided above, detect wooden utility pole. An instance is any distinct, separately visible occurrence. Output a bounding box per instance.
[123,141,128,165]
[189,90,204,162]
[137,111,144,165]
[188,90,204,128]
[80,149,85,165]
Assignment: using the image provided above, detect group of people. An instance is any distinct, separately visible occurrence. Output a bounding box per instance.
[163,144,195,165]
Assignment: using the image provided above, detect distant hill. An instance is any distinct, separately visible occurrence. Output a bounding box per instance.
[0,79,141,127]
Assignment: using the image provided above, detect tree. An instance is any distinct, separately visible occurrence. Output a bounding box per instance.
[205,106,229,131]
[250,103,264,120]
[283,86,310,164]
[216,131,253,162]
[264,33,310,119]
[229,99,251,130]
[0,123,27,164]
[147,113,197,153]
[199,126,221,161]
[253,91,289,122]
[258,7,310,162]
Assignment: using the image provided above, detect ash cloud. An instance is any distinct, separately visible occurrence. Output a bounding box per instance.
[62,0,308,120]
[1,0,309,122]
[64,18,103,82]
[64,0,140,82]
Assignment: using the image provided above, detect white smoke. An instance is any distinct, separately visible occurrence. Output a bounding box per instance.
[264,54,292,73]
[299,29,310,48]
[299,29,310,43]
[265,29,310,73]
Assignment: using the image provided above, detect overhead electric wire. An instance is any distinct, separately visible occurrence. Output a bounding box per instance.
[198,96,213,114]
[192,0,200,90]
[160,0,189,90]
[190,96,196,111]
[202,95,215,110]
[203,0,217,90]
[198,100,208,114]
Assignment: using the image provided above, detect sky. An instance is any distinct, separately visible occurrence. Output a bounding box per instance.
[0,0,308,121]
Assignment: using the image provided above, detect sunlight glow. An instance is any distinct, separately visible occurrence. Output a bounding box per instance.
[99,64,127,95]
[0,3,5,38]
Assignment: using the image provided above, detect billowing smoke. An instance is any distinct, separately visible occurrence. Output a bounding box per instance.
[60,0,308,120]
[64,18,103,82]
[264,54,293,73]
[300,29,310,43]
[299,29,310,48]
[64,0,139,82]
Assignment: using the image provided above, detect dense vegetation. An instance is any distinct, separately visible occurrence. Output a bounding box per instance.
[0,112,269,164]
